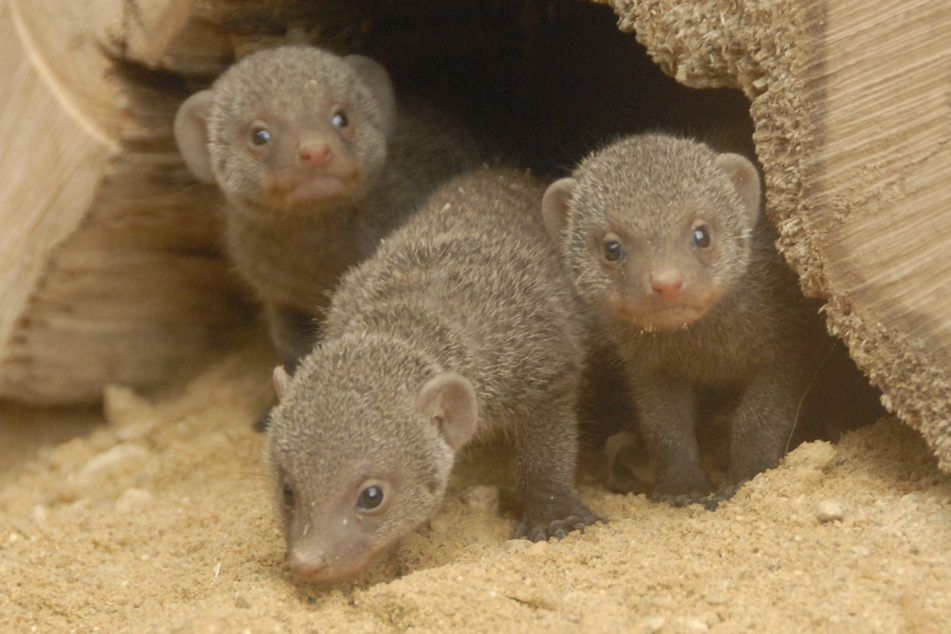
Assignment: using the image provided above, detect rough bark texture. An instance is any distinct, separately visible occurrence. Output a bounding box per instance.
[1,0,249,404]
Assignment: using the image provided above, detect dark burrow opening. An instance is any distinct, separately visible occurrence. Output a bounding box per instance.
[180,0,756,178]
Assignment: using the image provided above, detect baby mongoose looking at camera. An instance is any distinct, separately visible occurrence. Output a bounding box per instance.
[543,133,836,507]
[174,45,479,366]
[267,169,602,584]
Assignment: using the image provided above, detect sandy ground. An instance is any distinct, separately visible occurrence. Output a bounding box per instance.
[0,337,949,634]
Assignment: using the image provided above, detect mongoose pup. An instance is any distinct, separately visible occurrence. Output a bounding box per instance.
[542,133,836,507]
[267,169,602,584]
[174,45,480,365]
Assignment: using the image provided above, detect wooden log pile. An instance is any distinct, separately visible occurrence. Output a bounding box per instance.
[1,0,948,470]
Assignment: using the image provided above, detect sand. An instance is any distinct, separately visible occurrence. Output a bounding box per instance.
[0,338,948,633]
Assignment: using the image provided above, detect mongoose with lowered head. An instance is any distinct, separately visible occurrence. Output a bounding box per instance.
[542,133,838,507]
[267,169,603,584]
[174,45,480,365]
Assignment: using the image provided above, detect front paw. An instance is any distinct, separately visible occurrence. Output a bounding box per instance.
[701,482,744,510]
[651,482,744,510]
[514,506,604,542]
[649,471,714,507]
[604,431,651,494]
[648,491,709,507]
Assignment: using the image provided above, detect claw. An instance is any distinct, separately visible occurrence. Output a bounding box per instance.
[650,481,743,510]
[515,510,605,542]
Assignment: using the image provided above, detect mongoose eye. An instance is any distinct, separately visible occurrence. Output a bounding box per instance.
[250,126,271,146]
[281,480,295,509]
[692,225,712,248]
[357,485,384,510]
[602,232,626,263]
[332,110,349,129]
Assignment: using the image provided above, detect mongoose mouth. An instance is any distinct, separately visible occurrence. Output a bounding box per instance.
[285,173,358,205]
[260,170,362,209]
[609,298,712,332]
[288,538,393,585]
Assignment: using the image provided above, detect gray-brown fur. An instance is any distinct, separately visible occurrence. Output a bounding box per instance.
[543,133,833,507]
[174,45,480,364]
[267,169,602,584]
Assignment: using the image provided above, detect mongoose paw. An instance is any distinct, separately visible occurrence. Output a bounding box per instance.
[648,491,710,508]
[606,463,651,495]
[604,431,651,494]
[513,508,604,542]
[651,481,744,510]
[701,482,744,510]
[648,473,715,507]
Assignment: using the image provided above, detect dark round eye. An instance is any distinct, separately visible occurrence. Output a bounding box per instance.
[251,127,271,146]
[357,485,384,510]
[603,240,625,263]
[282,480,295,509]
[332,111,349,128]
[692,225,711,248]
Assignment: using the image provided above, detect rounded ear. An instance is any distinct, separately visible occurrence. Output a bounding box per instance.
[174,90,218,183]
[273,366,291,401]
[343,55,396,137]
[541,178,578,246]
[714,153,762,225]
[414,372,478,453]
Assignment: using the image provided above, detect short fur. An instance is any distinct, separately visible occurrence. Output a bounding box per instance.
[543,133,832,506]
[267,169,602,584]
[174,45,480,364]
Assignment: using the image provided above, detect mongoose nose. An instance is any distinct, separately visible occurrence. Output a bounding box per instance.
[650,272,686,299]
[289,550,328,580]
[300,144,334,167]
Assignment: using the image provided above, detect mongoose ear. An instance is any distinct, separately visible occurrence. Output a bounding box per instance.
[415,372,478,453]
[273,366,291,401]
[541,178,578,246]
[174,90,217,183]
[343,55,396,137]
[714,153,762,225]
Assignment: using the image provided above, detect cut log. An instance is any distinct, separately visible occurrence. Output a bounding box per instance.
[808,0,951,470]
[0,0,250,404]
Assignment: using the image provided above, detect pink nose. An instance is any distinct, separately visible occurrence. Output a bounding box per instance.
[289,550,328,580]
[650,272,685,299]
[300,144,333,167]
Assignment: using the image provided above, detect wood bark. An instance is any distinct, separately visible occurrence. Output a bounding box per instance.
[0,0,247,403]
